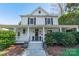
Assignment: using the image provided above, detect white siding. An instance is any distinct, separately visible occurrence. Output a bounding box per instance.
[21,17,28,25]
[36,17,45,25]
[53,17,58,25]
[32,9,47,15]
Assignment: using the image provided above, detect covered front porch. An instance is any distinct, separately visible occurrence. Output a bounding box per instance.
[15,25,79,43]
[0,25,79,43]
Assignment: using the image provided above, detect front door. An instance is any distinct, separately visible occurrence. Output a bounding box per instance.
[35,29,39,41]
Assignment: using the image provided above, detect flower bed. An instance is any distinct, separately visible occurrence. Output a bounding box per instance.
[0,45,24,56]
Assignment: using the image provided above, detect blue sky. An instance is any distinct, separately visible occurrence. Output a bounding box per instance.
[0,3,58,25]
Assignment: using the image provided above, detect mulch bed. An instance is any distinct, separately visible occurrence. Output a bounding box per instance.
[5,45,24,56]
[44,44,79,56]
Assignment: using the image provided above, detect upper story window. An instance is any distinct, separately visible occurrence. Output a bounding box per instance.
[28,18,36,25]
[45,18,53,25]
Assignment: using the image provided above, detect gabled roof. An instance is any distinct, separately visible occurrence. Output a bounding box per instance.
[31,7,49,15]
[20,7,58,17]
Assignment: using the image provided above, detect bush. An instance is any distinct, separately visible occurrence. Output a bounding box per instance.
[0,30,16,50]
[71,32,79,44]
[45,33,56,46]
[45,32,77,47]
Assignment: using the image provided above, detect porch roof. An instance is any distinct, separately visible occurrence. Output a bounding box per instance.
[0,25,79,29]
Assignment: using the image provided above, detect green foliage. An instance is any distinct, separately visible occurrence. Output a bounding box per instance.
[71,32,79,44]
[45,32,78,47]
[0,30,16,50]
[45,33,55,46]
[58,12,79,25]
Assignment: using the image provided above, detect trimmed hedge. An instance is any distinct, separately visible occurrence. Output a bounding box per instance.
[0,30,16,50]
[45,32,79,47]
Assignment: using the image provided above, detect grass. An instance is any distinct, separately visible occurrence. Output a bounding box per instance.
[62,48,79,56]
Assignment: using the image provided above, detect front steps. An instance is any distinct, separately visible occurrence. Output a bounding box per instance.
[21,41,47,56]
[27,41,43,50]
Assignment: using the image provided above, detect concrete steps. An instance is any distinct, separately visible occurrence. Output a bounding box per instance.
[21,41,47,56]
[27,41,43,49]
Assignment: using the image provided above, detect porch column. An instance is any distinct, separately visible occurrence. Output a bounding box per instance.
[59,27,62,32]
[43,27,45,42]
[76,26,79,32]
[27,26,30,41]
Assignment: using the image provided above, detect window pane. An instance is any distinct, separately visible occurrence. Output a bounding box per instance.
[48,18,50,24]
[23,29,25,34]
[18,32,20,36]
[30,18,33,24]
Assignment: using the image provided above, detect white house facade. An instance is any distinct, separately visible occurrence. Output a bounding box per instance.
[15,7,59,43]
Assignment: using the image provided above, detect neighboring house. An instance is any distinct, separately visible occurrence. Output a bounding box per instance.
[0,28,9,31]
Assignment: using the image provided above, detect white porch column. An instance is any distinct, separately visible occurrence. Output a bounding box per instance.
[59,27,62,32]
[43,27,45,42]
[27,26,30,41]
[76,26,79,32]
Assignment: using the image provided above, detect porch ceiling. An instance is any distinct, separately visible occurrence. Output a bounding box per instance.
[0,25,79,29]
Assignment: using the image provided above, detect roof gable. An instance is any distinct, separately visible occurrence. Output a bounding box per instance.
[31,7,49,15]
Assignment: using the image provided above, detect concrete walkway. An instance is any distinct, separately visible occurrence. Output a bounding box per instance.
[21,41,47,56]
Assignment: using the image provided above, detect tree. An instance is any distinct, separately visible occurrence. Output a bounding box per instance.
[58,12,79,25]
[66,3,79,12]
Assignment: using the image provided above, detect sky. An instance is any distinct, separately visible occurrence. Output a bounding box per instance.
[0,3,59,25]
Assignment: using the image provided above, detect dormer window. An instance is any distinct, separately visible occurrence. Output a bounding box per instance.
[38,11,41,14]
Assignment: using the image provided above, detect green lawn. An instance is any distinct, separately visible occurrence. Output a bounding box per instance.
[62,48,79,56]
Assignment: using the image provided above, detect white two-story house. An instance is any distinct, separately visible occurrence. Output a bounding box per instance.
[15,7,79,43]
[16,7,59,43]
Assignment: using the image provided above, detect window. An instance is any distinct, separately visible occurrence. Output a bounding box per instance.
[30,18,33,24]
[28,18,36,25]
[23,29,26,34]
[47,30,52,33]
[45,18,53,25]
[38,11,41,14]
[18,32,20,36]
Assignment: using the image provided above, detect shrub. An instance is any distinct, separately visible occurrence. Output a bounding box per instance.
[45,32,77,47]
[71,32,79,44]
[0,30,16,50]
[45,33,55,46]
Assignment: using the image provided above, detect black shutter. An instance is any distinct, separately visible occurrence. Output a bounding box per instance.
[51,18,53,25]
[34,18,36,25]
[28,18,29,25]
[45,18,47,25]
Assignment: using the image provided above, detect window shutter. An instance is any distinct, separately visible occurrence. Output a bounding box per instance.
[28,18,29,25]
[34,18,36,25]
[51,18,53,25]
[45,18,47,25]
